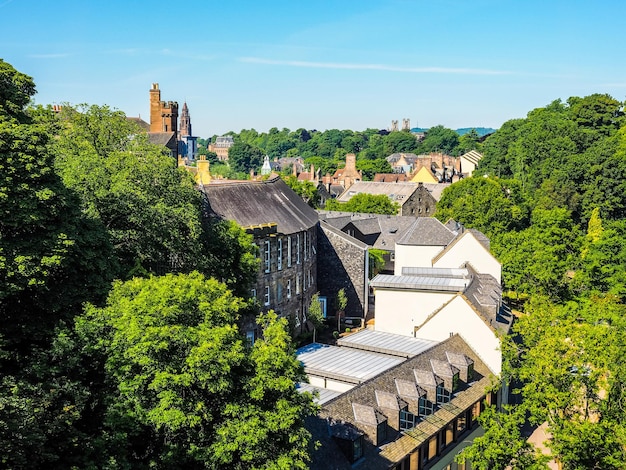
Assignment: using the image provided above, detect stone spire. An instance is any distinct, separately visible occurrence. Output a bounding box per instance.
[179,102,191,137]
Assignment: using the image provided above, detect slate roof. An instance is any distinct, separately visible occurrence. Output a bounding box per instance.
[396,217,456,246]
[147,131,176,147]
[420,182,450,201]
[462,271,513,334]
[200,176,318,235]
[318,211,418,251]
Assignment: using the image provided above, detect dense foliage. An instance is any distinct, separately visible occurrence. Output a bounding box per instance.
[440,94,626,469]
[219,125,479,176]
[0,60,315,468]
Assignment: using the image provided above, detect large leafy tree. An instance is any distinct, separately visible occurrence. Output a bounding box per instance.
[435,176,530,238]
[53,104,206,279]
[228,141,264,173]
[76,273,317,469]
[0,60,115,469]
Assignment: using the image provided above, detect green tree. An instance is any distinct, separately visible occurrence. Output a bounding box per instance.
[326,193,399,215]
[456,404,547,470]
[282,174,320,208]
[356,157,393,180]
[509,295,626,469]
[417,125,460,155]
[0,60,115,469]
[435,176,530,238]
[308,292,325,343]
[53,104,206,279]
[228,141,264,173]
[76,273,317,469]
[383,130,419,154]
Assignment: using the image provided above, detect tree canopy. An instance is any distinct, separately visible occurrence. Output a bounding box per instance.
[325,193,399,215]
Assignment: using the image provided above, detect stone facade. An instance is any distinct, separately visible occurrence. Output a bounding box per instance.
[250,224,318,336]
[317,222,369,319]
[208,136,234,161]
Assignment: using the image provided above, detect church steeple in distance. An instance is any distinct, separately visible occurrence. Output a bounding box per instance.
[179,102,192,137]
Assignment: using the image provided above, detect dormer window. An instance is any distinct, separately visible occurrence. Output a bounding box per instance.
[400,408,418,431]
[436,384,451,404]
[418,396,433,416]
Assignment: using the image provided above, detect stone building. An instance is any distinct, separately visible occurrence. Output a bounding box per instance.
[305,333,499,469]
[208,135,234,161]
[200,177,320,339]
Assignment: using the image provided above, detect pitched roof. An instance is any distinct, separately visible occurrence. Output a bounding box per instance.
[200,176,318,234]
[147,131,176,146]
[420,182,450,201]
[396,217,456,246]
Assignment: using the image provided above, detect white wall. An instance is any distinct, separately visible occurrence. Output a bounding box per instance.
[434,232,501,284]
[308,375,356,393]
[394,244,444,275]
[374,289,456,337]
[415,295,501,375]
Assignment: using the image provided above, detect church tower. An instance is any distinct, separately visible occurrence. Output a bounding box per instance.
[179,102,192,137]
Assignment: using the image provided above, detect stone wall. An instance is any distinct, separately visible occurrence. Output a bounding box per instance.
[317,222,368,318]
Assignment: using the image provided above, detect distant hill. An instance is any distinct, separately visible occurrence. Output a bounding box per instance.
[410,127,497,137]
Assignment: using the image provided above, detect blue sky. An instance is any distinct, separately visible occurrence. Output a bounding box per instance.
[3,0,625,138]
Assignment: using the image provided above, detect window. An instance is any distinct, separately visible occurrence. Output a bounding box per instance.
[419,396,433,416]
[277,238,282,270]
[277,283,282,301]
[296,274,301,294]
[264,286,270,306]
[250,288,256,299]
[390,252,395,261]
[246,330,255,346]
[287,280,292,298]
[287,236,292,267]
[294,311,301,328]
[399,409,418,431]
[264,241,271,273]
[467,363,474,381]
[436,384,451,404]
[307,269,312,289]
[297,234,301,264]
[303,231,308,260]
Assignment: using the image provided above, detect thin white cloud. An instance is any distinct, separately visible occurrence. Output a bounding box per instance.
[239,57,510,75]
[28,53,71,59]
